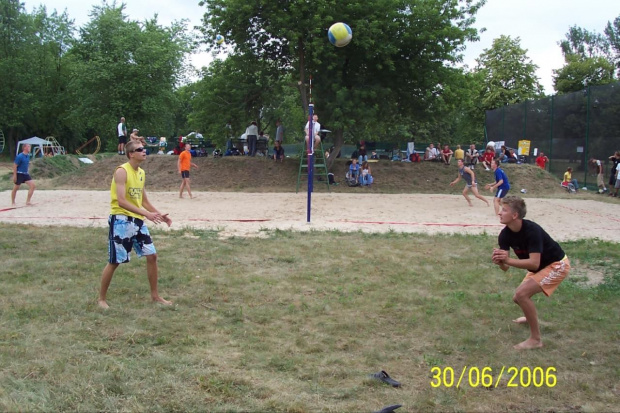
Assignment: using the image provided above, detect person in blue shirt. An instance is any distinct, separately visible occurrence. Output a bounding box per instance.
[485,158,510,215]
[348,158,360,184]
[11,144,36,206]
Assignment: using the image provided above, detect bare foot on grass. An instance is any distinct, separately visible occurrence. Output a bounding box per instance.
[97,300,110,309]
[512,317,528,324]
[513,338,543,350]
[153,297,173,306]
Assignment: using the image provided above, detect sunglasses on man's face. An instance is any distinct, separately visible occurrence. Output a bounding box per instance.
[132,147,145,153]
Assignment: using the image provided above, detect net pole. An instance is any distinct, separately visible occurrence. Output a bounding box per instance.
[307,104,314,223]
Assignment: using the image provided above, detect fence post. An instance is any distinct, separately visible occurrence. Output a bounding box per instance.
[523,100,527,143]
[548,95,554,170]
[584,87,591,187]
[501,106,505,143]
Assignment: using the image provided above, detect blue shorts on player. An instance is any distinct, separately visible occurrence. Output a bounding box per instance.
[108,215,156,264]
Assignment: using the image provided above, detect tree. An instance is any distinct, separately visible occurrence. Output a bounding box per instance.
[475,35,544,111]
[604,15,620,76]
[553,18,619,94]
[198,0,486,167]
[553,55,615,94]
[559,25,611,60]
[0,0,74,156]
[66,3,191,150]
[187,55,307,146]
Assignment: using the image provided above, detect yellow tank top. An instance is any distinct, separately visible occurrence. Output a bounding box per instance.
[110,163,145,218]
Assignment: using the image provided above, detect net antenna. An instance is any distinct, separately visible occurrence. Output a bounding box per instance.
[306,104,315,222]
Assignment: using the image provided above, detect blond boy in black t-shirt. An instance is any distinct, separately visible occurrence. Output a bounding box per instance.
[492,196,570,350]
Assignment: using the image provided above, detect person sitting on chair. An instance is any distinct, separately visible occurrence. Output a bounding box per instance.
[562,167,578,192]
[348,158,360,184]
[304,113,321,152]
[361,161,374,186]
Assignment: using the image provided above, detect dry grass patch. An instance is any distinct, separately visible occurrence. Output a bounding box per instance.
[0,225,618,412]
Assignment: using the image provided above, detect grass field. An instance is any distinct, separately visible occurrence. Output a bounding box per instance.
[0,224,618,412]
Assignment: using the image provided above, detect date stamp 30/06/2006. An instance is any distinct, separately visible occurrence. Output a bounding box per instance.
[430,366,557,389]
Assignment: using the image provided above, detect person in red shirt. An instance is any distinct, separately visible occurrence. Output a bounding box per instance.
[441,144,454,165]
[178,143,199,198]
[482,147,495,171]
[535,152,549,170]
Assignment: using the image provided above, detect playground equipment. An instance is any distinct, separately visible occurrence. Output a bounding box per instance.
[75,135,101,155]
[43,136,66,156]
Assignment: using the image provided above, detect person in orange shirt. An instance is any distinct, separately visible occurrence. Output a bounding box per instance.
[178,143,198,198]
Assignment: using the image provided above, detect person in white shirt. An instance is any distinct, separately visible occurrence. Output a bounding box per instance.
[589,158,608,193]
[117,117,127,155]
[304,114,321,153]
[245,121,259,156]
[465,144,479,168]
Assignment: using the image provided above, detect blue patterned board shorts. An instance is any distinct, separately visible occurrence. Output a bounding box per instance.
[108,215,156,264]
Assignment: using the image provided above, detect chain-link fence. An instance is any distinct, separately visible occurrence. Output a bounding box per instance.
[485,82,620,189]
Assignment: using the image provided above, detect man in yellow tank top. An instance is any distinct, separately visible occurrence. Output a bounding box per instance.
[98,140,173,309]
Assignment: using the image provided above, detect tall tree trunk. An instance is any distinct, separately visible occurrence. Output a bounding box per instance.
[326,128,344,171]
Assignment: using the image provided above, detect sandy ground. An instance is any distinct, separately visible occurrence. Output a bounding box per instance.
[1,190,619,241]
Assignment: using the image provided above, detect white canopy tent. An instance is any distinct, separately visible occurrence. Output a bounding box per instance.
[15,136,54,158]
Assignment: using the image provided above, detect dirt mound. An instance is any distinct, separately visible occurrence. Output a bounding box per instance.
[37,154,565,196]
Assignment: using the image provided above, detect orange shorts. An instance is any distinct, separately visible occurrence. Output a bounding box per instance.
[521,256,570,297]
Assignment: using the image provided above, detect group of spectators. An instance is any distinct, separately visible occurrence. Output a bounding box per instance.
[424,143,516,171]
[346,157,374,186]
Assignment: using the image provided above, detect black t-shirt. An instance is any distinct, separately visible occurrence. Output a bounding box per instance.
[498,219,565,272]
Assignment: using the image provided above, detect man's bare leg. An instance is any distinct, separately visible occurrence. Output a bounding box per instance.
[185,179,193,199]
[462,187,473,206]
[146,254,172,305]
[512,278,544,350]
[179,180,186,198]
[98,262,120,309]
[493,197,501,215]
[25,181,35,205]
[11,184,19,205]
[472,186,490,206]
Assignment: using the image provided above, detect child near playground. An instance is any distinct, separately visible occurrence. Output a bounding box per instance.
[179,143,198,199]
